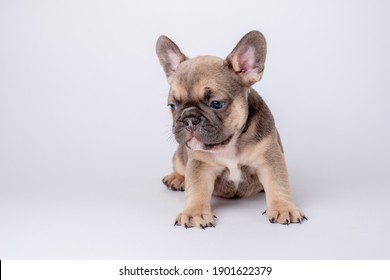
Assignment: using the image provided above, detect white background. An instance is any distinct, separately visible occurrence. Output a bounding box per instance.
[1,0,389,259]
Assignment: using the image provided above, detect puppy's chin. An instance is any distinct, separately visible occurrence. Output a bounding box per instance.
[185,137,205,151]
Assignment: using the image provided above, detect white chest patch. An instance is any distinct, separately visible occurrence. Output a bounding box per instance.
[213,142,242,187]
[225,159,242,186]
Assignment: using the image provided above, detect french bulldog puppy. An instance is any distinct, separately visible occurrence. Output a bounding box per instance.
[156,31,306,229]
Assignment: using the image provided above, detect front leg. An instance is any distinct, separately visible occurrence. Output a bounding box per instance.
[175,160,216,229]
[258,148,306,225]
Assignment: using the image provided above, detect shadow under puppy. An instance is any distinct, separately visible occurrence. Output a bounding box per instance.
[156,31,306,229]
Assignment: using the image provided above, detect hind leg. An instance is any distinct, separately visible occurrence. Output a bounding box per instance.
[162,145,187,191]
[162,172,185,191]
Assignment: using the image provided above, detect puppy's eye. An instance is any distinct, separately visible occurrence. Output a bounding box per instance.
[210,100,224,110]
[168,103,177,111]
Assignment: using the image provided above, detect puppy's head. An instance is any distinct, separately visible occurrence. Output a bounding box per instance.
[156,31,266,152]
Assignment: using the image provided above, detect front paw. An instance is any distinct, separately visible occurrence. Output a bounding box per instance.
[175,208,216,229]
[263,202,306,225]
[162,172,185,191]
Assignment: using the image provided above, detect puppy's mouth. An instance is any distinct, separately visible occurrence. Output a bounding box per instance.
[186,134,233,151]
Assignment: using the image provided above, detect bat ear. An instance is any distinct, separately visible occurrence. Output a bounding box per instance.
[226,31,267,86]
[156,35,187,84]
